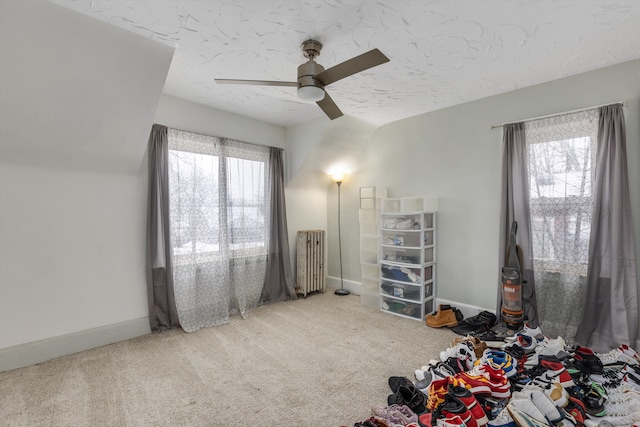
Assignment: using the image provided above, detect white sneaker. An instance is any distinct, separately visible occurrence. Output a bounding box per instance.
[623,367,640,391]
[516,386,565,424]
[535,336,567,357]
[520,325,544,340]
[440,342,476,368]
[597,348,639,366]
[605,400,640,416]
[516,334,538,352]
[597,410,640,426]
[527,382,568,408]
[414,363,454,392]
[590,369,626,389]
[505,324,544,342]
[607,382,635,395]
[508,393,549,423]
[619,344,640,365]
[488,408,514,427]
[536,368,576,389]
[607,385,640,404]
[415,359,441,381]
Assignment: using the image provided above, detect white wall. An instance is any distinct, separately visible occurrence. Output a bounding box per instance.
[0,0,173,360]
[337,59,640,315]
[0,0,174,174]
[284,116,378,283]
[0,164,149,349]
[155,95,286,149]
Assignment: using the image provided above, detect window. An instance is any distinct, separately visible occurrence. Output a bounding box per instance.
[528,135,595,272]
[167,129,270,261]
[524,108,598,340]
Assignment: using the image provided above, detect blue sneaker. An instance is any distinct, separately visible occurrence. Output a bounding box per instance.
[477,350,518,378]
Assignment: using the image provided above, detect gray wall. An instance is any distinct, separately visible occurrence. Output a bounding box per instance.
[328,59,640,315]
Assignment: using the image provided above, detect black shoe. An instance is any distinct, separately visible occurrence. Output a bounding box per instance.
[435,394,468,420]
[442,356,467,374]
[388,375,414,393]
[504,343,525,359]
[573,354,604,375]
[576,388,606,416]
[452,311,496,335]
[388,384,427,414]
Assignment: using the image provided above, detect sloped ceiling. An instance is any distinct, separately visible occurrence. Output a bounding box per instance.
[50,0,640,127]
[0,0,174,174]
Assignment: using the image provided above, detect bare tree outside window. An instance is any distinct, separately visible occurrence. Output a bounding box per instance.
[528,137,593,268]
[168,150,220,255]
[167,134,269,261]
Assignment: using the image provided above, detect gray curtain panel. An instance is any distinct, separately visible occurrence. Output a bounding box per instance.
[146,124,179,332]
[261,147,297,303]
[575,104,638,351]
[498,122,539,327]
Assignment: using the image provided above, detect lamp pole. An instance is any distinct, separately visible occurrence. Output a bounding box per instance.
[335,179,349,296]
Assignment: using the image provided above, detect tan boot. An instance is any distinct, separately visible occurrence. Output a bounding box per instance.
[425,305,458,328]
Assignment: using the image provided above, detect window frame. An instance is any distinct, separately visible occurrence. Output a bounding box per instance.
[167,130,270,264]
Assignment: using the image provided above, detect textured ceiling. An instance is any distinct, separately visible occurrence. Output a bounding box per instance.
[50,0,640,127]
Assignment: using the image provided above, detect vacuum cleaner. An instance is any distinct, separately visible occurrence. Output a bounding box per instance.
[501,221,525,329]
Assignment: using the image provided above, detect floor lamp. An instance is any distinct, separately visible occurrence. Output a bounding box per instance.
[333,173,349,296]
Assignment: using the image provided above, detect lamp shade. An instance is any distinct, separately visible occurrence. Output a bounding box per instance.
[331,172,346,183]
[297,86,325,102]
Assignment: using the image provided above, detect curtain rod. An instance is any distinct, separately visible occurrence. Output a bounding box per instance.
[157,123,283,151]
[490,101,625,130]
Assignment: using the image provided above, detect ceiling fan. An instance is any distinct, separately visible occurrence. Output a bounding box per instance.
[215,39,390,120]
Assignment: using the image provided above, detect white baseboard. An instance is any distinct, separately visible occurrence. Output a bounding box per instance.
[434,298,496,319]
[0,317,150,372]
[325,279,493,321]
[326,276,362,295]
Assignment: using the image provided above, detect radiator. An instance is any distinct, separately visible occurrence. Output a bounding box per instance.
[296,230,326,297]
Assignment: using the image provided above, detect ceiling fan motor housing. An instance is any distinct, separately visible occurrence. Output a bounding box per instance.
[298,60,325,89]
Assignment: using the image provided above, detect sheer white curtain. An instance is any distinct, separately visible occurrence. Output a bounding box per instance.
[167,129,270,332]
[524,109,598,342]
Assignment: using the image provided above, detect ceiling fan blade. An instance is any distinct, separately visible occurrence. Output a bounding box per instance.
[215,79,298,87]
[314,48,389,86]
[316,92,343,120]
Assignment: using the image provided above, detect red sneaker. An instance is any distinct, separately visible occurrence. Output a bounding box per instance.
[473,363,512,399]
[427,377,451,411]
[448,384,490,426]
[451,370,492,396]
[435,394,477,427]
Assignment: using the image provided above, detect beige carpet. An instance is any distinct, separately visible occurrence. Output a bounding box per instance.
[0,290,457,426]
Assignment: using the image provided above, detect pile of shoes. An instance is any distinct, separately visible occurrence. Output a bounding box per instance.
[426,305,464,329]
[349,322,640,427]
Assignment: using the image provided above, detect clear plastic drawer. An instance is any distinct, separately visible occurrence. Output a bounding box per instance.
[381,296,422,320]
[381,246,434,265]
[381,230,421,248]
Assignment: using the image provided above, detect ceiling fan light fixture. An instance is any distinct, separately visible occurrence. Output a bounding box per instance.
[297,85,325,102]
